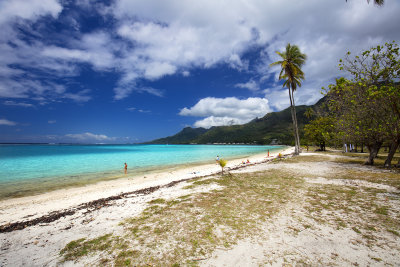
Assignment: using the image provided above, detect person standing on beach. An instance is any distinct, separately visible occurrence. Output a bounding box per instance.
[124,162,128,174]
[216,155,220,163]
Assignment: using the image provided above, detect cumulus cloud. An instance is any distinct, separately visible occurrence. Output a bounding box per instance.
[109,0,400,102]
[235,80,260,92]
[1,0,400,106]
[179,97,271,128]
[65,132,116,142]
[0,0,62,25]
[0,118,17,126]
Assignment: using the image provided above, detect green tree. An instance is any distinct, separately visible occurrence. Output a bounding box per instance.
[304,107,314,120]
[304,116,335,151]
[270,43,307,155]
[328,42,400,165]
[219,159,227,174]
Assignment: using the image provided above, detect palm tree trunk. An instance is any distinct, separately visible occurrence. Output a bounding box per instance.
[291,89,301,153]
[288,88,299,155]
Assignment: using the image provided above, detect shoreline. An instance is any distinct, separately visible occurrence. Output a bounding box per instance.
[0,146,293,227]
[0,145,286,200]
[1,148,399,266]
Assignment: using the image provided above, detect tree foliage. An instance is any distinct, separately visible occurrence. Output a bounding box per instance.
[315,41,400,166]
[219,159,227,174]
[304,116,335,151]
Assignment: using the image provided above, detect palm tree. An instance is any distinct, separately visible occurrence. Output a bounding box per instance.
[270,43,307,155]
[304,107,314,120]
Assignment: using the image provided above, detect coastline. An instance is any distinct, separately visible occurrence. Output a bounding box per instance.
[0,146,293,226]
[1,147,399,266]
[0,144,286,200]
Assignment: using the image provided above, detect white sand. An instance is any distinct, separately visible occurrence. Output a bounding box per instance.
[0,147,292,225]
[0,147,293,266]
[203,151,400,266]
[3,147,398,266]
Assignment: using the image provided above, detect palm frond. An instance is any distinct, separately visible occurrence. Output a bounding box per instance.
[270,43,307,91]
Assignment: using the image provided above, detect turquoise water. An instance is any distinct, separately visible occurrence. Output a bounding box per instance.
[0,144,284,198]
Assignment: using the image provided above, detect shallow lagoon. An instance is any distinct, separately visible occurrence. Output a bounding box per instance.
[0,144,285,199]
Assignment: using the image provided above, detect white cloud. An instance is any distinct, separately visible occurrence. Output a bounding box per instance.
[126,107,150,113]
[0,0,62,25]
[3,100,34,107]
[179,97,271,128]
[193,116,244,128]
[63,89,92,103]
[1,0,400,105]
[235,80,260,92]
[0,118,17,126]
[65,132,116,142]
[110,0,400,100]
[115,86,163,100]
[48,120,56,124]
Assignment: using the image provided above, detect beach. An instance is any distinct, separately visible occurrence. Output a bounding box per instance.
[1,147,400,266]
[0,147,290,265]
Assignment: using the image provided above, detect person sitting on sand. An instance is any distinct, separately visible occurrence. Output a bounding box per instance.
[246,159,250,163]
[124,162,128,174]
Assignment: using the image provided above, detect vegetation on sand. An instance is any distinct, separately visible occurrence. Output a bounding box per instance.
[218,159,227,174]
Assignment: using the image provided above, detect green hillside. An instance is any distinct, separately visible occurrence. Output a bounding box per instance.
[149,127,208,144]
[148,100,323,145]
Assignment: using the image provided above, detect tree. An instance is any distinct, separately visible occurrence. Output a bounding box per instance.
[328,42,400,165]
[219,159,227,174]
[327,78,385,164]
[304,116,335,151]
[270,43,307,155]
[304,107,314,120]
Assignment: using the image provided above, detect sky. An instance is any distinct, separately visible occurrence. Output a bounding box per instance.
[1,0,400,143]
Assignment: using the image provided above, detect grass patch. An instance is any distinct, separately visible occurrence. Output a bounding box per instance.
[148,198,166,204]
[60,170,302,265]
[387,229,400,236]
[59,152,400,265]
[60,234,112,262]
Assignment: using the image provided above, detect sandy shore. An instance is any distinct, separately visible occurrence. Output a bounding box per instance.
[2,147,399,266]
[0,147,291,226]
[0,147,293,266]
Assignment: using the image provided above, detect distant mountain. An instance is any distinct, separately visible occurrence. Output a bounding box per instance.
[148,98,324,145]
[149,127,209,144]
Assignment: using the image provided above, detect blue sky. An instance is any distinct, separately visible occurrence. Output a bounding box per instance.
[1,0,400,143]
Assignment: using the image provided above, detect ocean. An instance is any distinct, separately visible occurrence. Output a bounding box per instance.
[0,144,285,199]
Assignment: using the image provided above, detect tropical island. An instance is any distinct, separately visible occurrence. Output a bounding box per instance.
[1,1,400,266]
[1,40,399,266]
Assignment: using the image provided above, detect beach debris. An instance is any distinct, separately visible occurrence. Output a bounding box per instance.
[0,209,76,233]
